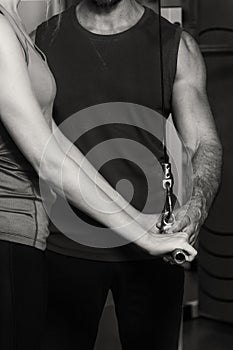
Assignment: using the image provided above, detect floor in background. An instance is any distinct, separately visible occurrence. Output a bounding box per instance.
[183,317,233,350]
[184,267,233,350]
[95,268,233,350]
[95,304,233,350]
[183,265,198,303]
[95,303,121,350]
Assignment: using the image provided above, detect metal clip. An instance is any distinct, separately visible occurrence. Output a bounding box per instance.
[162,211,175,228]
[162,163,173,190]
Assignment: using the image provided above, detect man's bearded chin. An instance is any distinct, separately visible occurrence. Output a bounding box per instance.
[91,0,122,8]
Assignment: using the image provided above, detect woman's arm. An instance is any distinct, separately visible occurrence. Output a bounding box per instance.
[0,16,143,239]
[51,120,159,232]
[0,16,197,259]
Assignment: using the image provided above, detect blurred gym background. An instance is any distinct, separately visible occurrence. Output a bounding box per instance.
[20,1,233,349]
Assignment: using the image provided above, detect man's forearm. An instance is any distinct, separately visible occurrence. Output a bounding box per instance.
[189,140,222,224]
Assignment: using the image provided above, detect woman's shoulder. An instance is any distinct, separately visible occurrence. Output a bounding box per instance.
[0,11,11,28]
[0,12,18,45]
[0,13,26,59]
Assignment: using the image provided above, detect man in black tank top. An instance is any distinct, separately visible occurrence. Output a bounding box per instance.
[36,1,222,349]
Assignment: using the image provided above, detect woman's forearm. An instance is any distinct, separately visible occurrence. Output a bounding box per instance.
[40,144,147,243]
[52,121,154,228]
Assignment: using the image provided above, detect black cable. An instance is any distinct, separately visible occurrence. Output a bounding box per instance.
[158,0,169,163]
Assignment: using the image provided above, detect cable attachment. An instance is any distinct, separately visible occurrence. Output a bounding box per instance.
[160,162,187,265]
[161,162,174,226]
[162,162,173,190]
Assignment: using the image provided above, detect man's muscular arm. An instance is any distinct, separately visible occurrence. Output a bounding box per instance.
[170,31,222,244]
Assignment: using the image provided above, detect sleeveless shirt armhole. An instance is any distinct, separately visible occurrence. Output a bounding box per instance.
[169,26,183,88]
[15,34,29,66]
[0,10,29,66]
[35,24,43,49]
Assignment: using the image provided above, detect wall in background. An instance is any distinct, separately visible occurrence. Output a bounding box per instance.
[19,1,46,32]
[19,0,68,33]
[198,0,233,32]
[198,0,233,324]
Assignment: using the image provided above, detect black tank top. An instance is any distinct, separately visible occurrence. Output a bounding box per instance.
[36,6,182,261]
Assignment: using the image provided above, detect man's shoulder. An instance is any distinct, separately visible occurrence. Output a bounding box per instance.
[145,7,182,37]
[159,14,182,35]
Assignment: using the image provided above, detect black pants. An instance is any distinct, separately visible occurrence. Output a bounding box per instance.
[0,241,48,350]
[44,251,184,350]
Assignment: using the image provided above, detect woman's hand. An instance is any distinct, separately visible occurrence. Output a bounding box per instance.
[135,213,198,263]
[136,230,197,262]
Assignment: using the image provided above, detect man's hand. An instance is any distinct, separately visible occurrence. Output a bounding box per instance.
[163,201,204,246]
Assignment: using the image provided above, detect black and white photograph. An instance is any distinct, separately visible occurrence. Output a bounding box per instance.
[0,0,232,349]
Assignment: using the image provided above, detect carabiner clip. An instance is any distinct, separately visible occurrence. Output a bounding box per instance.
[162,211,175,229]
